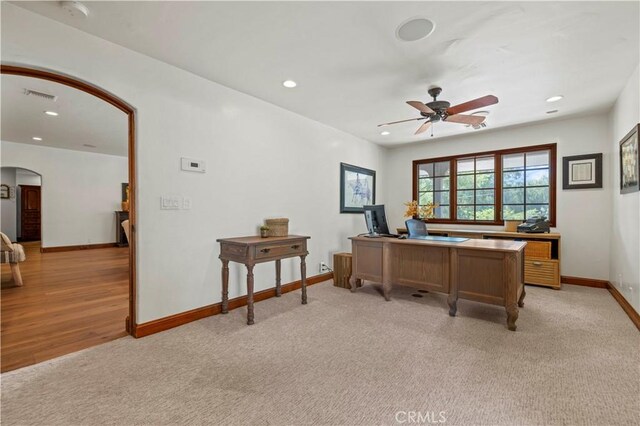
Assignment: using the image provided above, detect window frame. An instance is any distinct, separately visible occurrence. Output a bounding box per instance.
[412,143,557,226]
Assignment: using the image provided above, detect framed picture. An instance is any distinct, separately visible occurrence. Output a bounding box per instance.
[0,184,9,199]
[340,163,375,213]
[562,153,602,190]
[121,183,129,201]
[620,124,639,194]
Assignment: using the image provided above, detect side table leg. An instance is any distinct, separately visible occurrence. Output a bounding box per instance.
[275,259,282,297]
[221,260,229,314]
[300,255,307,305]
[246,264,255,325]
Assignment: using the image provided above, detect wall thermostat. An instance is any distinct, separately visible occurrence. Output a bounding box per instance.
[181,157,206,173]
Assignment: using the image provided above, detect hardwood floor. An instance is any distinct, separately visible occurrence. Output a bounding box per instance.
[1,242,129,373]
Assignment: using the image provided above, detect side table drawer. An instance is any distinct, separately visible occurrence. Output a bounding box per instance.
[255,242,305,260]
[525,259,559,287]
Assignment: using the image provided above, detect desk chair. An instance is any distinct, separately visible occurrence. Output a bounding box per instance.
[1,232,25,286]
[405,219,429,239]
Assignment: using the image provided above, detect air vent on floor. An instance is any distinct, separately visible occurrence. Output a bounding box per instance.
[23,89,58,102]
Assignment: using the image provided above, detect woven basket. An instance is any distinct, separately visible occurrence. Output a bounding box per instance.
[524,241,552,259]
[504,220,521,232]
[265,218,289,237]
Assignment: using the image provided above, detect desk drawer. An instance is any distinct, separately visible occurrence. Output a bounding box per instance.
[525,259,559,287]
[254,242,304,259]
[221,244,248,258]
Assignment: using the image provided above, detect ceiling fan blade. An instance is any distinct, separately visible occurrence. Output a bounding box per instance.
[415,121,432,135]
[377,117,425,127]
[447,95,498,116]
[407,101,435,115]
[445,114,486,125]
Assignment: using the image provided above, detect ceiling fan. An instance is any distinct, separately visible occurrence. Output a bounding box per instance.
[379,87,499,135]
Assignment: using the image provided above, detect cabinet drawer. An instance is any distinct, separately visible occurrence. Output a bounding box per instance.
[254,242,304,259]
[525,259,559,287]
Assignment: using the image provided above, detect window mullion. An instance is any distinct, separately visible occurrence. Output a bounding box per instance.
[451,159,457,221]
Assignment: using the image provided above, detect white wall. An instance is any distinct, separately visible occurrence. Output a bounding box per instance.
[383,114,612,281]
[609,65,640,313]
[0,167,17,241]
[1,4,386,323]
[1,141,128,248]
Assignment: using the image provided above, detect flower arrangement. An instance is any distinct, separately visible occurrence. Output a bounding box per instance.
[404,200,438,219]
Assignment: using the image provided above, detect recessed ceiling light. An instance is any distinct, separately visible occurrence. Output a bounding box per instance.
[83,144,96,148]
[396,17,436,42]
[380,131,390,136]
[546,110,559,114]
[44,111,59,116]
[546,95,563,103]
[282,80,297,88]
[32,137,42,141]
[61,1,89,18]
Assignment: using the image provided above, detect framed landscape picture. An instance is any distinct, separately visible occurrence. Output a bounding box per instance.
[562,153,602,190]
[340,163,375,213]
[620,124,639,194]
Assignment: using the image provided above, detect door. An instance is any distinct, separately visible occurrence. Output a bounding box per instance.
[19,185,41,241]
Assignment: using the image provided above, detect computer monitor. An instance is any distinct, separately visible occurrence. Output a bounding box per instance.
[363,205,390,236]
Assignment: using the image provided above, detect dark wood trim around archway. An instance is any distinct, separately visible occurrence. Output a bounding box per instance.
[1,64,138,334]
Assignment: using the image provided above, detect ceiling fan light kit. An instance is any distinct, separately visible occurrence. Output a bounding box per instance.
[378,87,499,136]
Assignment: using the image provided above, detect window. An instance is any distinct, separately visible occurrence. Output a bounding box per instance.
[412,144,556,225]
[416,161,450,219]
[456,155,496,221]
[502,150,551,220]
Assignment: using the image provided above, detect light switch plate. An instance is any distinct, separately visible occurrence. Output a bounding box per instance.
[183,197,192,210]
[181,157,206,173]
[161,195,181,210]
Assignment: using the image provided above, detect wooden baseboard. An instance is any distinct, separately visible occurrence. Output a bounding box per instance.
[607,282,640,331]
[133,272,334,338]
[41,243,119,253]
[561,275,609,288]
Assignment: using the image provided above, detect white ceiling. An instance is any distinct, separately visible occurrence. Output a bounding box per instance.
[13,1,640,146]
[1,74,128,156]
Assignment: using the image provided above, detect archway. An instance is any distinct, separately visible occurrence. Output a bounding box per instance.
[1,64,137,334]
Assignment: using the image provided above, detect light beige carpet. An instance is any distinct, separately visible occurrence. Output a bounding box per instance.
[1,282,638,425]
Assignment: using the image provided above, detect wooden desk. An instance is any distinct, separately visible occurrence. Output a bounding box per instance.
[349,236,526,330]
[396,227,561,289]
[217,235,310,325]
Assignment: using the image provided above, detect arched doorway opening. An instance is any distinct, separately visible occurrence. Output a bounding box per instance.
[0,65,137,352]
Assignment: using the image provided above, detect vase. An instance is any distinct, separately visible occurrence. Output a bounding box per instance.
[260,229,269,238]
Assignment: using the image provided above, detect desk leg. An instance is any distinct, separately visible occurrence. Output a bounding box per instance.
[246,264,255,325]
[221,260,229,314]
[382,243,392,301]
[349,276,361,293]
[506,304,519,331]
[505,253,519,331]
[300,255,307,305]
[448,249,458,316]
[518,287,526,308]
[275,259,282,297]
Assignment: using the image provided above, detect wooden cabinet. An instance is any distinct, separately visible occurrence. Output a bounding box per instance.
[397,227,562,289]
